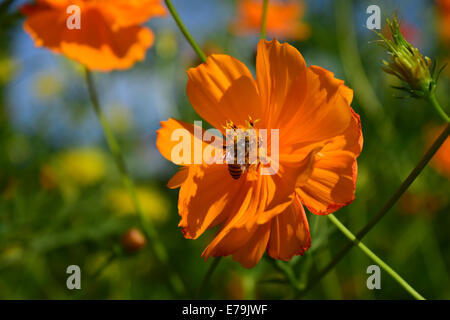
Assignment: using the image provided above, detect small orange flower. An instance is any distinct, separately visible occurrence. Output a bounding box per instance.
[21,0,166,71]
[437,0,450,45]
[425,124,450,179]
[157,39,362,268]
[232,0,310,40]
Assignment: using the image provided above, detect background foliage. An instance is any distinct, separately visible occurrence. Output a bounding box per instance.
[0,0,449,299]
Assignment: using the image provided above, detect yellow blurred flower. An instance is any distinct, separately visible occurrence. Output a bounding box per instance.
[57,148,106,185]
[109,103,133,134]
[156,29,178,60]
[34,72,63,100]
[1,245,23,264]
[107,186,169,223]
[40,147,107,191]
[0,56,19,85]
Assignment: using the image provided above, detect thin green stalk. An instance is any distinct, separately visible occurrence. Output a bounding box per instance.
[327,214,425,300]
[164,0,207,63]
[335,0,384,117]
[268,258,301,295]
[335,0,396,145]
[355,123,449,239]
[428,93,450,122]
[164,0,227,295]
[316,239,342,299]
[300,122,450,296]
[197,256,222,298]
[91,247,121,281]
[260,0,269,39]
[84,68,185,295]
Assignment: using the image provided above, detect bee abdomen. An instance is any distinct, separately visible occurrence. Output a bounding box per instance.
[228,164,242,180]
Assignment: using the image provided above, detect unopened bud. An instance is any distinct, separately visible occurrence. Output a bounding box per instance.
[120,228,147,253]
[377,16,442,98]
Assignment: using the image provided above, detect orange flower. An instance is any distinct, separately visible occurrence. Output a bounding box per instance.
[21,0,166,71]
[232,0,310,40]
[425,124,450,179]
[156,39,362,268]
[437,0,450,45]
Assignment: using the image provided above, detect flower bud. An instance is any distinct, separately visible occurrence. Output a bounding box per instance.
[377,16,439,98]
[120,228,147,253]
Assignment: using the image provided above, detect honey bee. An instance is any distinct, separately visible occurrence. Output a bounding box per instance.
[222,117,260,180]
[224,131,253,180]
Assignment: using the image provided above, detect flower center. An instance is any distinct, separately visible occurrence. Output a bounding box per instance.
[222,117,265,180]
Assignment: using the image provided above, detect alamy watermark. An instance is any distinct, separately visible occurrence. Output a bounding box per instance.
[170,121,279,176]
[366,5,381,30]
[366,265,381,290]
[66,5,81,30]
[66,265,81,290]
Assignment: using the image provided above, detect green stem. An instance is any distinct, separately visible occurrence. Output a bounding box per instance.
[335,0,384,117]
[355,123,450,239]
[335,0,396,143]
[428,93,450,122]
[326,214,425,300]
[91,247,121,281]
[84,68,185,296]
[163,0,227,296]
[164,0,207,63]
[260,0,269,39]
[197,256,222,298]
[300,122,449,297]
[268,258,301,295]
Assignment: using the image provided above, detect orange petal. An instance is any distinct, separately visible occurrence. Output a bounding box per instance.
[202,220,271,268]
[296,149,358,215]
[232,0,310,40]
[178,164,251,239]
[267,197,311,260]
[281,65,354,148]
[96,0,166,28]
[186,54,261,131]
[156,118,223,165]
[22,2,157,71]
[231,223,271,268]
[424,124,450,179]
[254,147,322,225]
[167,167,189,189]
[255,39,308,129]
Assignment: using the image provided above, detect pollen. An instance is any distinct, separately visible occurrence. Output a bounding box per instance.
[223,117,264,171]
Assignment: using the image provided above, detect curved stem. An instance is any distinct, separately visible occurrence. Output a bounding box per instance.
[335,0,384,117]
[268,258,301,295]
[335,0,396,143]
[428,93,450,122]
[164,0,207,63]
[163,0,224,296]
[197,256,222,298]
[91,246,121,281]
[301,122,450,297]
[356,123,449,239]
[325,214,425,300]
[260,0,269,39]
[84,69,185,296]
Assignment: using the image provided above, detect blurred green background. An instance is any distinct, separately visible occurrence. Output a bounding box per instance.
[0,0,449,299]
